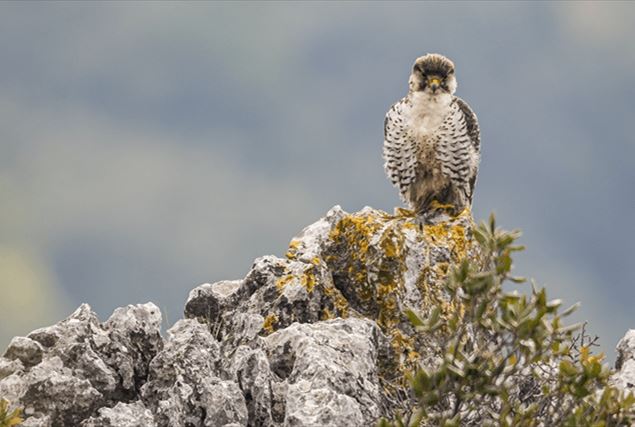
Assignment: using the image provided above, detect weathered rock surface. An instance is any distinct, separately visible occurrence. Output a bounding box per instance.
[1,205,633,426]
[0,302,162,426]
[614,329,635,392]
[140,319,248,427]
[81,402,156,427]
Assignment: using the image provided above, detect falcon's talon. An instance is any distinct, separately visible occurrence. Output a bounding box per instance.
[394,207,416,218]
[429,200,455,210]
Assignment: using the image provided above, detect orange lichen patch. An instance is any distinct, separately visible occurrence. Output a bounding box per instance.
[327,211,410,330]
[434,262,449,277]
[376,282,399,329]
[390,329,419,371]
[311,257,321,266]
[380,228,403,258]
[449,225,469,260]
[262,313,279,335]
[402,221,419,232]
[423,222,449,244]
[323,282,349,317]
[417,267,447,315]
[275,265,318,294]
[275,274,295,292]
[320,307,334,321]
[300,266,317,293]
[285,239,301,260]
[415,209,476,323]
[394,207,416,217]
[422,210,474,263]
[326,208,476,374]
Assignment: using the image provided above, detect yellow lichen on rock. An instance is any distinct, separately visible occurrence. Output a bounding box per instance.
[389,329,419,373]
[320,307,334,321]
[275,207,477,380]
[326,211,410,331]
[422,208,473,262]
[262,313,279,335]
[300,266,316,293]
[416,263,452,320]
[321,207,479,380]
[449,225,469,260]
[275,274,294,292]
[323,283,350,317]
[285,239,301,260]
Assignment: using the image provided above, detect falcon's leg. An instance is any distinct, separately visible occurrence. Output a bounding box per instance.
[415,207,452,229]
[413,186,462,228]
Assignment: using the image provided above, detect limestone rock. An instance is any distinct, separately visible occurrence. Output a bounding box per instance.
[3,337,44,368]
[81,401,156,427]
[140,319,248,427]
[184,280,242,324]
[265,318,387,426]
[5,205,630,426]
[0,303,162,425]
[1,206,476,426]
[613,329,635,391]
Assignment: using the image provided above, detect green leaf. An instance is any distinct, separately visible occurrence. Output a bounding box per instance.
[408,410,424,427]
[496,253,512,274]
[405,309,424,327]
[561,302,580,317]
[472,226,488,246]
[558,322,583,334]
[427,307,440,327]
[559,360,578,377]
[488,213,496,233]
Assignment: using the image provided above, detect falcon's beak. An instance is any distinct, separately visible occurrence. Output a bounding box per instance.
[428,77,441,92]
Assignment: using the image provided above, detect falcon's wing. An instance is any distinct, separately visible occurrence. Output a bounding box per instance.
[452,96,481,200]
[383,97,418,202]
[454,96,480,153]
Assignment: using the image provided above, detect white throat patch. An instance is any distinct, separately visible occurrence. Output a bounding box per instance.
[408,91,453,138]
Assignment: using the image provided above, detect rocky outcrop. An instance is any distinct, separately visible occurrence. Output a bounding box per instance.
[1,206,633,426]
[0,303,162,426]
[614,330,635,392]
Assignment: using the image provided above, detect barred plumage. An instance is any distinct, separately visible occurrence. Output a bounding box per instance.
[383,54,480,222]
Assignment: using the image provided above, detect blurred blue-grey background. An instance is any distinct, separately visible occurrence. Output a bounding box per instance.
[1,2,633,361]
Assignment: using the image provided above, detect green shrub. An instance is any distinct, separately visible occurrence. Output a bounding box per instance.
[0,399,22,427]
[381,215,635,426]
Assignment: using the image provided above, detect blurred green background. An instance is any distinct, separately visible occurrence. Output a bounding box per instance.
[1,2,634,361]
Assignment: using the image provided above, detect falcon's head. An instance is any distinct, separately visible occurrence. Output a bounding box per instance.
[409,53,457,96]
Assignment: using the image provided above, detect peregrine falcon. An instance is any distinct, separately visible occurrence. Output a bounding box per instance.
[383,53,480,223]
